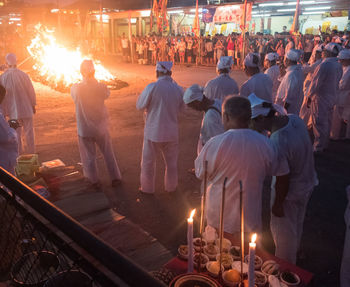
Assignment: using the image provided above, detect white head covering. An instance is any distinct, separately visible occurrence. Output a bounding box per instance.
[244,53,260,68]
[324,43,342,55]
[183,84,204,104]
[338,49,350,60]
[80,59,95,75]
[285,49,300,62]
[217,56,233,70]
[156,61,173,73]
[6,53,17,66]
[265,52,279,62]
[248,93,286,119]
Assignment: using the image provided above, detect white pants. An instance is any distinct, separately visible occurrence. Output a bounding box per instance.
[271,194,311,264]
[78,133,121,184]
[311,99,333,152]
[17,117,35,154]
[330,106,345,140]
[140,139,178,194]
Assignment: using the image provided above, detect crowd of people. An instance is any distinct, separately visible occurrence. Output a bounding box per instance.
[118,29,350,68]
[0,28,349,286]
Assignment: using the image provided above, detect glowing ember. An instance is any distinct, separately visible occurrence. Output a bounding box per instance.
[27,24,115,89]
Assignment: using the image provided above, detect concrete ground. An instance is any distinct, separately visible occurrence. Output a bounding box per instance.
[30,60,349,286]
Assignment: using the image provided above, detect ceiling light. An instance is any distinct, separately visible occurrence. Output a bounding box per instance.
[140,10,151,17]
[259,2,283,7]
[168,10,183,14]
[190,8,203,13]
[305,6,331,10]
[252,14,271,17]
[277,8,297,12]
[302,11,326,15]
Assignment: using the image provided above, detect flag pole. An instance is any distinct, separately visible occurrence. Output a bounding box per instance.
[241,0,248,68]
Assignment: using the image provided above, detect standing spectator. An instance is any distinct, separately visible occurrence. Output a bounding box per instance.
[304,35,314,62]
[276,39,285,61]
[285,37,295,54]
[205,37,214,66]
[136,62,184,194]
[186,36,193,63]
[1,53,36,154]
[227,36,235,59]
[121,33,130,62]
[264,53,280,103]
[215,39,225,64]
[178,38,186,64]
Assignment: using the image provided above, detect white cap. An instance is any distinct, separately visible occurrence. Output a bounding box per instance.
[6,53,17,66]
[244,53,260,68]
[265,53,279,62]
[324,43,342,55]
[285,49,300,62]
[183,84,204,104]
[80,59,95,75]
[156,61,173,73]
[338,49,350,60]
[248,93,286,119]
[217,56,233,70]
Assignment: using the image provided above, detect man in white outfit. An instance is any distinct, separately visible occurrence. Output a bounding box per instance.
[0,53,36,154]
[0,84,18,175]
[275,49,305,115]
[249,94,316,264]
[183,84,224,155]
[330,49,350,140]
[264,52,280,103]
[240,53,273,103]
[136,62,184,194]
[204,56,239,102]
[307,43,343,152]
[71,60,122,188]
[195,96,275,234]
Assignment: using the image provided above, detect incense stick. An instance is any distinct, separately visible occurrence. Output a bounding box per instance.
[198,161,208,273]
[219,177,228,278]
[240,180,244,284]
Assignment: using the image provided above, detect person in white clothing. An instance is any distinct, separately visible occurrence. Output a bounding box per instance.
[204,56,239,102]
[71,60,122,188]
[195,96,275,234]
[183,84,225,155]
[0,53,36,154]
[264,53,280,103]
[275,49,305,115]
[300,45,324,127]
[330,49,350,140]
[249,93,316,264]
[340,186,350,287]
[0,84,18,175]
[285,37,295,54]
[136,61,184,194]
[240,53,273,103]
[307,43,343,152]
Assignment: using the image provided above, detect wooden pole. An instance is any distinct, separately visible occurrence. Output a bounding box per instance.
[128,11,134,63]
[241,0,248,68]
[240,180,244,285]
[218,177,228,278]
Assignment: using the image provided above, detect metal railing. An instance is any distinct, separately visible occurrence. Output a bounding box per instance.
[0,167,166,287]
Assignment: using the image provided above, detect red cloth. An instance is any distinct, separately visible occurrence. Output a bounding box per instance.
[164,234,313,286]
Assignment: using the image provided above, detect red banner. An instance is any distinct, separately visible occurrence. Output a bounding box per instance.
[213,3,252,24]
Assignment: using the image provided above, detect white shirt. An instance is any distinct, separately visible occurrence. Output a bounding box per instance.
[339,66,350,107]
[136,76,184,142]
[308,57,343,108]
[0,68,36,119]
[204,74,239,102]
[276,65,304,115]
[240,72,273,103]
[200,99,225,147]
[71,78,110,138]
[303,59,322,95]
[195,129,276,234]
[270,115,316,201]
[265,65,280,103]
[0,109,18,171]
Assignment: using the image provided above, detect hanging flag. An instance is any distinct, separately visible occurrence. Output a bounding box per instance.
[193,0,200,36]
[290,0,300,34]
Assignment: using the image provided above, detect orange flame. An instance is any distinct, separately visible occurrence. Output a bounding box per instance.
[27,24,115,89]
[189,209,196,220]
[251,233,257,244]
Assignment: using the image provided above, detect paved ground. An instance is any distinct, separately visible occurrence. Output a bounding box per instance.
[29,59,349,286]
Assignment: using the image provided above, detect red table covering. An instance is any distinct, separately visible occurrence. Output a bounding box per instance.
[164,233,313,286]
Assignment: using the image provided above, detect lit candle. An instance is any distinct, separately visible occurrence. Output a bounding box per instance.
[248,233,257,287]
[187,209,196,273]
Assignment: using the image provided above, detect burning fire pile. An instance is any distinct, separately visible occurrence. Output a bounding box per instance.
[27,24,128,93]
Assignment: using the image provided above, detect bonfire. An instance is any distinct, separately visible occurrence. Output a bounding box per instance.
[27,24,127,92]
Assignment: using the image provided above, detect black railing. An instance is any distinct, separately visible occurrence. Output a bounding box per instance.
[0,167,166,287]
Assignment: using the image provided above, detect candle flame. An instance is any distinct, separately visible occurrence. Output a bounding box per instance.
[189,209,196,220]
[251,233,257,243]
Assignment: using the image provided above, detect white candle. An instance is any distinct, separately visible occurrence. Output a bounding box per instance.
[187,209,196,273]
[248,233,257,287]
